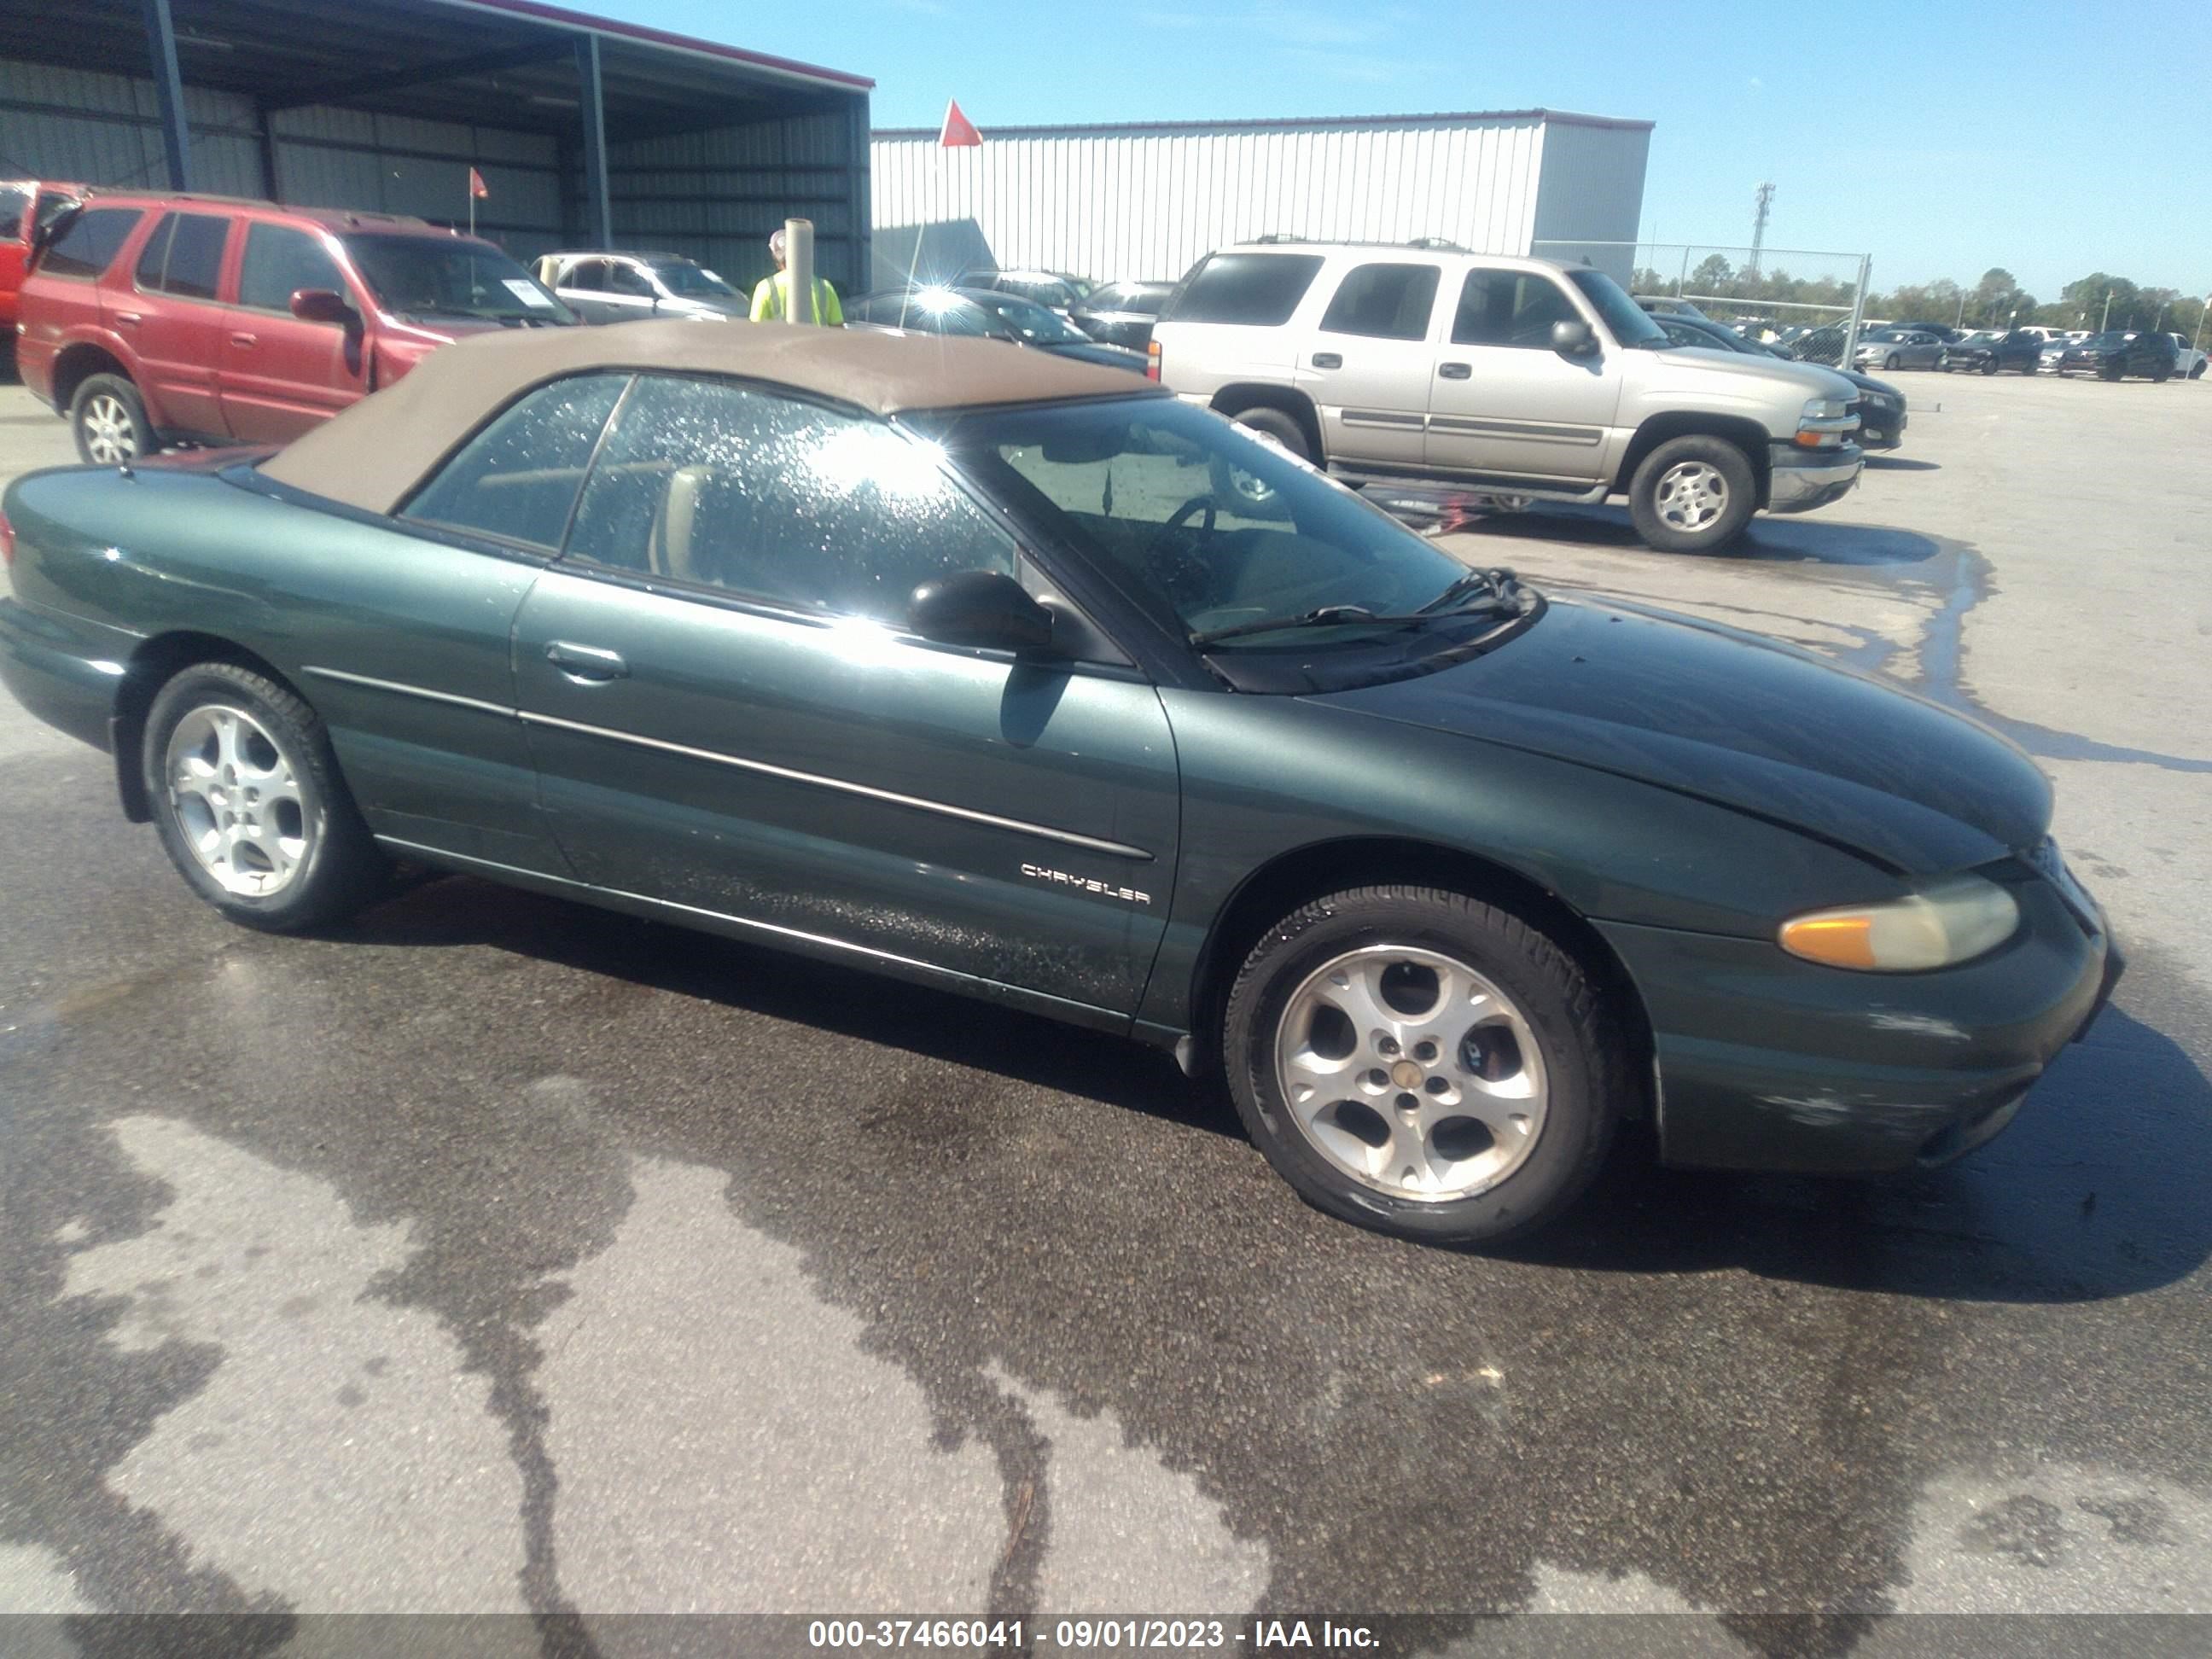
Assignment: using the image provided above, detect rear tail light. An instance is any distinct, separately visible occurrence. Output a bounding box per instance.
[1145,339,1161,382]
[0,511,14,571]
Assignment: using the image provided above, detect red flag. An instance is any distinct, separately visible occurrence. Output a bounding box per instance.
[469,166,489,200]
[938,99,981,148]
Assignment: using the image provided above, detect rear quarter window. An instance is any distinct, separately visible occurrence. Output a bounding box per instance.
[1167,253,1325,326]
[38,207,145,280]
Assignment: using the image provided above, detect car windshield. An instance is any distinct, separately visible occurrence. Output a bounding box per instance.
[965,290,1090,345]
[341,235,571,323]
[934,398,1533,670]
[654,261,737,299]
[1564,268,1668,346]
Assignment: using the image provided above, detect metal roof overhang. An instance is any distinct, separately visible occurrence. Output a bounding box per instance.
[0,0,871,140]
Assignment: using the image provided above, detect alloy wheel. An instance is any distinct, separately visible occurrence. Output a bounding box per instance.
[163,704,311,896]
[1652,459,1728,533]
[80,393,141,465]
[1272,944,1549,1202]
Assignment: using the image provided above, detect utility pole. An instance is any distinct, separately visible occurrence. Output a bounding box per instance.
[1748,182,1773,277]
[2100,288,2113,331]
[2196,290,2209,352]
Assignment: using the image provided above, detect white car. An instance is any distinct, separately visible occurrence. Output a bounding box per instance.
[2163,334,2207,381]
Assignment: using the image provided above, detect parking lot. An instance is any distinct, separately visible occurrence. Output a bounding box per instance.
[3,368,2209,1643]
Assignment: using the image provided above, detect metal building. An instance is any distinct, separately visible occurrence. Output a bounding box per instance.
[870,109,1652,291]
[0,0,873,293]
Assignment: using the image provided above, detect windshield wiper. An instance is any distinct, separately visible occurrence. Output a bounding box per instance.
[1189,604,1423,646]
[1418,565,1523,614]
[1190,591,1522,648]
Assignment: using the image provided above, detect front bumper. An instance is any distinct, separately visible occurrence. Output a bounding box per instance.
[1601,869,2118,1175]
[1765,441,1863,512]
[1854,404,1906,449]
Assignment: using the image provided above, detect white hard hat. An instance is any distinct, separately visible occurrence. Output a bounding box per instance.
[769,228,787,258]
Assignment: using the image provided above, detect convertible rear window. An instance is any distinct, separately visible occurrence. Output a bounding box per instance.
[402,374,628,550]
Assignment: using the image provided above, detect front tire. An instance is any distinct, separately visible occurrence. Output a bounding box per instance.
[1627,434,1757,554]
[1222,886,1625,1245]
[71,373,154,466]
[1228,405,1313,463]
[1979,356,1999,375]
[1884,353,1901,370]
[2191,361,2206,380]
[143,663,388,933]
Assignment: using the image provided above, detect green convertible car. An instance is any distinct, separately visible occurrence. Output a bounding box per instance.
[0,323,2120,1244]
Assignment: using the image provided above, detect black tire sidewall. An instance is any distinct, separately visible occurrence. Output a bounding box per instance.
[1223,891,1616,1244]
[1627,434,1757,554]
[70,373,154,465]
[143,665,375,932]
[1231,406,1312,463]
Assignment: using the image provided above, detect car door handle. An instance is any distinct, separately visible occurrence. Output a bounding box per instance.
[1438,362,1471,380]
[1310,352,1342,370]
[114,311,143,326]
[230,332,258,348]
[544,641,629,681]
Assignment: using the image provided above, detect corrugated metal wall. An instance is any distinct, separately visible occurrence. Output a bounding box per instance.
[1528,120,1652,285]
[609,105,866,296]
[270,106,563,257]
[868,114,1647,290]
[0,60,262,195]
[0,57,870,290]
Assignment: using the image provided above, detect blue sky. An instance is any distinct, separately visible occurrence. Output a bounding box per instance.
[596,0,2209,302]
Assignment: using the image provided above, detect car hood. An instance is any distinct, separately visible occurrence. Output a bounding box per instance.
[1039,339,1150,372]
[1839,368,1900,399]
[1647,346,1856,403]
[1311,596,2049,873]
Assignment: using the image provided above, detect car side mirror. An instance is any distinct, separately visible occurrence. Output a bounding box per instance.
[291,288,358,329]
[1551,318,1598,358]
[909,570,1055,654]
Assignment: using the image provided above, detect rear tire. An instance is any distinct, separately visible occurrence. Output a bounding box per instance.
[1228,405,1313,463]
[71,373,154,466]
[143,663,389,934]
[1221,884,1626,1246]
[2191,361,2207,380]
[1627,434,1757,554]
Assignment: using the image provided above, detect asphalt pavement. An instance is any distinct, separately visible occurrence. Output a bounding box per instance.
[2,369,2209,1656]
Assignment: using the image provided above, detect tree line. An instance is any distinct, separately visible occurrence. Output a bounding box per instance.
[1635,258,2205,338]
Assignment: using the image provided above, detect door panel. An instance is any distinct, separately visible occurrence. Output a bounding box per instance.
[218,223,369,441]
[127,212,235,439]
[514,571,1180,1018]
[1293,259,1443,467]
[1425,267,1621,484]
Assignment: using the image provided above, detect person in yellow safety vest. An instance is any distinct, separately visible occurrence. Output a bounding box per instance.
[749,228,843,324]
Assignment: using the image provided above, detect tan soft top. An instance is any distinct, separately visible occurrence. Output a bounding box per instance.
[259,321,1166,515]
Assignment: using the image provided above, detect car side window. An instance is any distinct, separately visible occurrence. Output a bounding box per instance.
[402,374,630,550]
[38,207,144,280]
[563,374,1018,624]
[134,213,177,288]
[608,263,653,298]
[1319,262,1441,341]
[161,213,231,301]
[0,186,27,241]
[237,224,347,312]
[1452,269,1578,348]
[564,260,605,292]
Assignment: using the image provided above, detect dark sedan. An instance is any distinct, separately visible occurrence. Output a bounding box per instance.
[1942,330,2045,375]
[1069,280,1176,349]
[0,324,2118,1247]
[1654,314,1909,449]
[2057,329,2182,381]
[847,286,1148,373]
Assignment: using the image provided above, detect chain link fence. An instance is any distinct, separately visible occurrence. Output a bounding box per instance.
[1532,240,1873,370]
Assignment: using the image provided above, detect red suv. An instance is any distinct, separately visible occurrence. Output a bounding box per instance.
[16,193,575,464]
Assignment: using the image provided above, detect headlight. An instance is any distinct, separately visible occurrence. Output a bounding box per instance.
[1778,876,2021,971]
[1794,396,1857,447]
